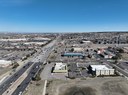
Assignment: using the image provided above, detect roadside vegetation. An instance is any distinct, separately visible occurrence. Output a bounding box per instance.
[12,62,19,69]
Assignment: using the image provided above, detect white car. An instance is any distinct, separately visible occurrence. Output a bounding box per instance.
[19,91,22,95]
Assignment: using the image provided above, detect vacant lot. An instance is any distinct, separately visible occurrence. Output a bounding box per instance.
[24,80,45,95]
[0,67,11,76]
[121,53,128,60]
[47,77,128,95]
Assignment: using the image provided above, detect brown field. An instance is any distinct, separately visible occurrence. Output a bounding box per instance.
[46,77,128,95]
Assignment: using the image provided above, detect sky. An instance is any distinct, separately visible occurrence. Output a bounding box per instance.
[0,0,128,33]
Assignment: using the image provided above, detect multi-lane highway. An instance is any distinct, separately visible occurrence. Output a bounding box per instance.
[0,62,33,95]
[12,62,42,95]
[0,35,60,95]
[11,36,60,95]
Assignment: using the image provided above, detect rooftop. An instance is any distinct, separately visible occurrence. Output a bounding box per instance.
[63,52,84,56]
[90,65,113,71]
[54,63,66,70]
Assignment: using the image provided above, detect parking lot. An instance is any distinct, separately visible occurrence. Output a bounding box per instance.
[67,62,92,78]
[67,61,103,79]
[40,62,68,80]
[68,63,81,78]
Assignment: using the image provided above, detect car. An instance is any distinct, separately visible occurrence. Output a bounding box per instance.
[31,72,36,74]
[36,66,39,68]
[17,85,21,88]
[18,91,22,95]
[7,91,9,93]
[15,74,18,77]
[23,66,25,68]
[10,82,13,85]
[26,82,29,84]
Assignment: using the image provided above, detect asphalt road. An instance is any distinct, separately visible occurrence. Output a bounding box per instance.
[11,36,60,95]
[101,60,128,77]
[12,62,42,95]
[108,62,128,77]
[0,62,33,95]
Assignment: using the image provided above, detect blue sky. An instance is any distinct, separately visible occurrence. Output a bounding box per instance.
[0,0,128,33]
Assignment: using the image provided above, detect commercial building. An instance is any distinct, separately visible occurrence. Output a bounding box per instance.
[82,40,91,43]
[100,52,110,58]
[73,47,84,52]
[0,60,12,67]
[32,37,51,42]
[61,52,85,58]
[53,62,67,73]
[88,65,115,76]
[0,38,27,42]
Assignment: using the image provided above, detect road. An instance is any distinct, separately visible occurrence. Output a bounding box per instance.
[12,62,42,95]
[100,59,128,78]
[107,62,128,77]
[11,36,60,95]
[0,62,33,95]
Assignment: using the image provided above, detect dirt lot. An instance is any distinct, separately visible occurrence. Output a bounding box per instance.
[0,67,11,76]
[121,53,128,60]
[23,80,45,95]
[46,77,128,95]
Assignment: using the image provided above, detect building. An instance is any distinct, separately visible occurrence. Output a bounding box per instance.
[73,47,84,52]
[100,52,109,58]
[53,62,67,73]
[94,48,105,54]
[0,38,27,42]
[104,50,115,58]
[82,40,92,43]
[99,50,115,59]
[0,60,12,67]
[31,37,51,42]
[61,52,85,58]
[88,65,115,76]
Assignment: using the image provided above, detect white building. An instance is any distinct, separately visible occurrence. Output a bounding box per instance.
[33,37,51,41]
[0,60,12,67]
[90,65,115,76]
[82,41,91,43]
[73,47,84,52]
[0,38,27,42]
[53,63,67,73]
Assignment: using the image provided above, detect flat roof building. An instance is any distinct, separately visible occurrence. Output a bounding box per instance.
[53,63,67,73]
[89,65,115,76]
[62,52,85,57]
[73,47,84,52]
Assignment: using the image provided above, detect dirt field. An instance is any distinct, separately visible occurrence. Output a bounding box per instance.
[23,80,45,95]
[47,77,128,95]
[121,53,128,60]
[0,67,11,76]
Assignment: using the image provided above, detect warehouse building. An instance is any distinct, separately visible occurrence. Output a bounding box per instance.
[53,62,67,73]
[88,65,115,76]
